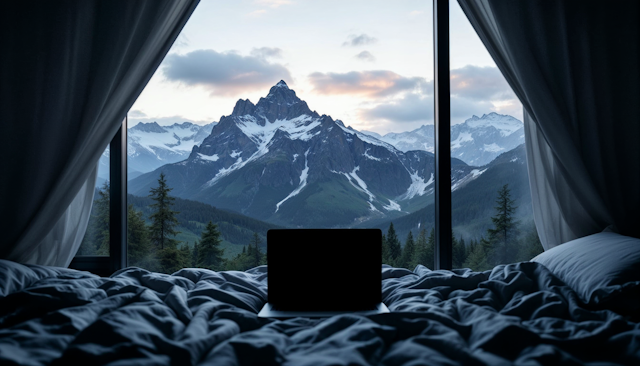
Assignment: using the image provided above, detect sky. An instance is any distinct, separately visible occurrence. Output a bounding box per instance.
[129,0,522,135]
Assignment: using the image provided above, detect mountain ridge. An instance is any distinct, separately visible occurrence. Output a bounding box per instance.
[362,112,524,166]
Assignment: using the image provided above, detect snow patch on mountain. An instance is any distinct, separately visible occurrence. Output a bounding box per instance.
[275,149,310,212]
[236,114,320,147]
[383,200,402,212]
[451,132,473,149]
[400,172,434,200]
[197,153,219,162]
[363,149,381,161]
[483,143,504,152]
[336,121,398,152]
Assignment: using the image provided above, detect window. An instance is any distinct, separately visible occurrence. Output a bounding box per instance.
[70,121,126,277]
[77,0,543,276]
[123,0,436,273]
[448,1,542,270]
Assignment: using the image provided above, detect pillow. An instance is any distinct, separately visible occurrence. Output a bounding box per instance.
[531,232,640,317]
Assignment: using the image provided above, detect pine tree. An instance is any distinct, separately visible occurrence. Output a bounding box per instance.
[249,232,264,268]
[192,241,199,267]
[415,228,435,269]
[453,236,467,269]
[158,246,185,274]
[464,240,490,271]
[485,184,519,266]
[197,221,224,270]
[148,173,180,250]
[386,222,402,266]
[398,231,416,269]
[180,244,192,269]
[127,204,155,269]
[381,234,390,265]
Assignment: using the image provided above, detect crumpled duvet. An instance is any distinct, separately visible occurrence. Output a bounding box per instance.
[0,259,638,365]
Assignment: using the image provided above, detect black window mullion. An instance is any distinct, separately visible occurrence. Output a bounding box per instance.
[109,117,127,272]
[433,0,452,270]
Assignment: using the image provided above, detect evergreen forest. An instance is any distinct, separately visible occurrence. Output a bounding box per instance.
[79,176,542,274]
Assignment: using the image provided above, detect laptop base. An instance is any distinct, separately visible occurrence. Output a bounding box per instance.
[258,302,389,319]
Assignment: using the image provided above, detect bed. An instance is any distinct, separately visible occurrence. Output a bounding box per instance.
[1,233,639,365]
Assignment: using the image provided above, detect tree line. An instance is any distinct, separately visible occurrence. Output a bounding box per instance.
[79,173,266,273]
[79,177,542,274]
[382,184,543,271]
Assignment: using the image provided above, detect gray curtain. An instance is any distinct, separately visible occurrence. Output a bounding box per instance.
[0,0,199,267]
[458,0,640,249]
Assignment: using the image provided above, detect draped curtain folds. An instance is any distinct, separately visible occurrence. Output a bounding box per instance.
[0,0,199,267]
[458,0,640,249]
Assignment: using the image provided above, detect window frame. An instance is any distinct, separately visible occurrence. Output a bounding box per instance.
[433,0,452,270]
[69,117,128,276]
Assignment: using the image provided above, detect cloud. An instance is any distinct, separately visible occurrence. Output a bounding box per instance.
[308,70,427,98]
[162,49,292,96]
[248,9,267,17]
[254,0,292,8]
[450,65,515,101]
[342,34,378,47]
[354,51,375,62]
[251,47,283,59]
[359,93,434,124]
[128,109,147,118]
[409,10,424,16]
[357,65,522,127]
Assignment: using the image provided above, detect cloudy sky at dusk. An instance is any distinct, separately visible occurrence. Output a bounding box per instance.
[129,0,522,134]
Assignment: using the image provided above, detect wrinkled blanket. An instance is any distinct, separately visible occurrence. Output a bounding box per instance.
[0,260,638,365]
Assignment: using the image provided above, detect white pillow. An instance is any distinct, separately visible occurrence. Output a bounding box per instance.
[532,232,640,317]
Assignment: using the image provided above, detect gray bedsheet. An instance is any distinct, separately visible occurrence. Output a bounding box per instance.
[0,259,638,365]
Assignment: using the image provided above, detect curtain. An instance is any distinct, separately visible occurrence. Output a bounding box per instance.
[458,0,640,249]
[0,0,199,267]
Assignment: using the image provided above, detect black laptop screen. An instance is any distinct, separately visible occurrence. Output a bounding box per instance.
[267,229,382,311]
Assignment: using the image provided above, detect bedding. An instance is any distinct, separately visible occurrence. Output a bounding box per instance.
[531,231,640,317]
[0,259,638,365]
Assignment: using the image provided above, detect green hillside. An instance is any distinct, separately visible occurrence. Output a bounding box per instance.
[127,194,283,258]
[364,145,533,243]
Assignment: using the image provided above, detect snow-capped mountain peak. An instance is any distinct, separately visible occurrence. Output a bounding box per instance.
[274,80,289,89]
[464,112,523,136]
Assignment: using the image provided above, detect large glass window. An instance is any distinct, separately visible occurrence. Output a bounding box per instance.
[123,0,436,273]
[448,1,542,270]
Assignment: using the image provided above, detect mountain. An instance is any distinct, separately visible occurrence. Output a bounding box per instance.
[362,113,524,166]
[129,80,479,227]
[97,121,215,181]
[366,144,533,243]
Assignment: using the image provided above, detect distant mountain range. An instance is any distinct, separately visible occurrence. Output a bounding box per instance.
[97,121,214,182]
[362,112,524,166]
[129,81,491,227]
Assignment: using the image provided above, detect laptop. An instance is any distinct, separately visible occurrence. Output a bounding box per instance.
[258,228,389,318]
